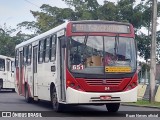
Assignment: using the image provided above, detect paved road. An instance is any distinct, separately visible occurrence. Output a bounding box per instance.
[0,90,160,120]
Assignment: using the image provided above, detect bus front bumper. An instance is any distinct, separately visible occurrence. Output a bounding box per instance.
[66,86,138,104]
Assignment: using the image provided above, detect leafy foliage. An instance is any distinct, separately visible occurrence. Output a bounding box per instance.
[97,1,118,21]
[18,5,76,34]
[136,34,151,61]
[0,26,17,57]
[0,25,33,57]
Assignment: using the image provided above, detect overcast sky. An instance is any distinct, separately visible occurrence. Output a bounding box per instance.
[0,0,108,28]
[0,0,143,29]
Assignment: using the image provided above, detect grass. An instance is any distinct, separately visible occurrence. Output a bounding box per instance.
[124,100,160,108]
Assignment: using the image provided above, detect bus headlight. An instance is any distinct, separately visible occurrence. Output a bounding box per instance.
[70,83,75,87]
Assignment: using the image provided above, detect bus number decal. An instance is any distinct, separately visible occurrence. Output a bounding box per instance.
[72,65,84,70]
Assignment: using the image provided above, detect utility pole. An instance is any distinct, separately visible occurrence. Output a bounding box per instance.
[150,0,157,103]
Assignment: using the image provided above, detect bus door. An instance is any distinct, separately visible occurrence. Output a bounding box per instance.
[59,36,66,101]
[6,59,12,88]
[33,46,38,97]
[10,61,14,88]
[0,58,6,88]
[19,51,23,94]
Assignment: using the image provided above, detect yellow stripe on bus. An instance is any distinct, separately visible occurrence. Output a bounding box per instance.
[105,66,131,72]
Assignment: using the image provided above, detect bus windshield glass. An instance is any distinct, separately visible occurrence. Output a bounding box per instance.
[68,36,136,74]
[0,58,5,71]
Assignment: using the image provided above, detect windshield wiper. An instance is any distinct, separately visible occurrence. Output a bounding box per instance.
[84,35,88,45]
[81,35,89,63]
[114,34,119,56]
[82,35,89,54]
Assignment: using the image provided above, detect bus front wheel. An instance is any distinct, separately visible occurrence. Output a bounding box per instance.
[106,103,120,112]
[51,87,63,112]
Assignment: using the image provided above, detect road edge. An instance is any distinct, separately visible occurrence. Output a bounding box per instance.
[121,104,160,109]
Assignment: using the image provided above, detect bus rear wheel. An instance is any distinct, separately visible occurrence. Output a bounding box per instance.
[25,86,32,103]
[51,87,63,112]
[106,103,120,112]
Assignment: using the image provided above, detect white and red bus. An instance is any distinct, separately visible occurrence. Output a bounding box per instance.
[0,55,15,91]
[15,20,137,112]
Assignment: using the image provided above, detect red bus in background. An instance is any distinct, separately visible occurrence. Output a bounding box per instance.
[15,20,137,112]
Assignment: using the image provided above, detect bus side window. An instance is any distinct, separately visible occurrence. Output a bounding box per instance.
[6,59,10,71]
[23,46,27,65]
[28,45,32,65]
[11,61,14,72]
[44,37,50,62]
[0,58,5,71]
[50,35,56,61]
[38,40,44,63]
[15,50,19,67]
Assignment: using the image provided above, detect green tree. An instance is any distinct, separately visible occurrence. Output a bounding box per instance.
[136,34,151,61]
[62,0,99,20]
[117,0,144,30]
[139,0,160,62]
[0,24,33,57]
[18,4,75,34]
[0,26,16,57]
[97,1,118,21]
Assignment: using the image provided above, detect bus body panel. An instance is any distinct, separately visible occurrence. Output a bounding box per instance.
[15,30,67,102]
[66,86,137,104]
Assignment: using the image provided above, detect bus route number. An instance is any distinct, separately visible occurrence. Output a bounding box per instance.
[72,65,84,70]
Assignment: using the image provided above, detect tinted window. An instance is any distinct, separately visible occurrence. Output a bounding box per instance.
[15,50,19,67]
[50,35,56,61]
[44,38,50,62]
[0,58,5,71]
[28,45,32,65]
[38,40,44,63]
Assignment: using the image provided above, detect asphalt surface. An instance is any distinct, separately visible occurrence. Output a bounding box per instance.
[0,90,160,120]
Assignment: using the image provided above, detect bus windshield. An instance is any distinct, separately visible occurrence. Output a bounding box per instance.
[68,36,136,74]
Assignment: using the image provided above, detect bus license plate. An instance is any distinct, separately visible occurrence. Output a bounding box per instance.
[100,96,111,100]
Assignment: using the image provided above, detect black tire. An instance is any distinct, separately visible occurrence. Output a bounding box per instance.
[51,87,63,112]
[12,89,15,92]
[106,103,120,112]
[25,86,32,103]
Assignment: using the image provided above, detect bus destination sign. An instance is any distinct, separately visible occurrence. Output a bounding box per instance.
[72,23,130,33]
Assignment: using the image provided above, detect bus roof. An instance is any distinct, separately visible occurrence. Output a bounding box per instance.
[15,20,131,49]
[0,55,14,60]
[15,21,69,49]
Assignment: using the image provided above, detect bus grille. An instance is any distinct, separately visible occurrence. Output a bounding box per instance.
[85,79,123,86]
